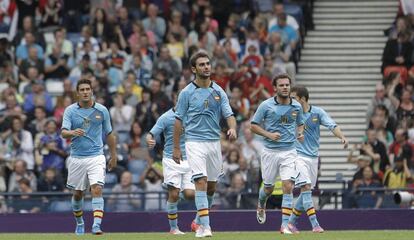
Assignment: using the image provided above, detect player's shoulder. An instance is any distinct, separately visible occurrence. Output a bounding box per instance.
[181,82,197,93]
[160,108,174,119]
[291,98,302,108]
[94,102,109,112]
[65,103,79,113]
[211,81,225,92]
[310,105,327,115]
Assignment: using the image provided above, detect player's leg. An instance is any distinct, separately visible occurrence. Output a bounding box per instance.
[288,156,311,232]
[167,186,185,234]
[180,170,199,232]
[185,141,211,237]
[279,149,299,234]
[257,148,279,224]
[304,158,324,233]
[66,156,87,235]
[88,155,106,235]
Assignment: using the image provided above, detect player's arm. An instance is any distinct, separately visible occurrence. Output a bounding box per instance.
[332,126,348,149]
[221,88,237,140]
[296,124,305,142]
[147,117,164,150]
[250,103,280,141]
[172,118,182,164]
[61,107,84,139]
[226,116,237,140]
[320,108,348,148]
[106,132,117,171]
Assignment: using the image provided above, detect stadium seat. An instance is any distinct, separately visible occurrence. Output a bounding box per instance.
[0,82,9,93]
[105,172,118,184]
[384,66,408,85]
[45,80,64,96]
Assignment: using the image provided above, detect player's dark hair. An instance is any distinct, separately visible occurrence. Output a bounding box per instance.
[189,50,210,68]
[272,73,292,86]
[291,85,309,102]
[76,79,92,91]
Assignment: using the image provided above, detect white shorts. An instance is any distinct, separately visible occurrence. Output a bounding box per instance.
[163,157,195,190]
[261,148,299,187]
[185,141,223,182]
[295,155,319,188]
[66,155,106,191]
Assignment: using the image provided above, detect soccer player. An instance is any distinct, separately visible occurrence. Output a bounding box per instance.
[288,85,348,233]
[61,79,117,235]
[173,51,237,238]
[251,73,304,234]
[146,93,197,235]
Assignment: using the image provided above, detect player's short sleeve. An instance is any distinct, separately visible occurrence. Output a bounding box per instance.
[296,104,304,126]
[319,108,337,131]
[102,107,113,135]
[220,88,234,119]
[61,107,72,130]
[150,115,165,137]
[175,90,189,121]
[251,102,267,125]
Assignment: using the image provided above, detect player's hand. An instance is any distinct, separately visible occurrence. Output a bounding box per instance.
[341,137,349,149]
[227,128,237,141]
[173,148,181,164]
[297,132,304,142]
[146,134,156,149]
[267,132,281,141]
[71,128,85,137]
[108,155,117,171]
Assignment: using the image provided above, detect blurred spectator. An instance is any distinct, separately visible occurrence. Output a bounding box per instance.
[382,32,413,71]
[389,128,413,169]
[37,167,64,192]
[211,62,231,91]
[15,1,38,31]
[124,53,152,88]
[391,88,414,124]
[128,20,156,56]
[142,3,166,46]
[222,172,247,209]
[223,148,241,175]
[110,93,136,143]
[367,83,396,122]
[39,0,62,29]
[368,115,394,147]
[368,105,397,135]
[241,45,263,73]
[36,119,67,172]
[76,25,100,54]
[19,47,45,83]
[139,166,164,211]
[266,32,296,81]
[219,27,241,56]
[362,128,390,175]
[268,3,300,33]
[239,123,262,178]
[269,13,299,51]
[211,45,235,70]
[0,90,26,131]
[383,156,412,188]
[0,38,14,66]
[352,166,383,209]
[167,10,187,43]
[69,54,94,86]
[117,6,133,40]
[153,46,181,82]
[53,94,73,127]
[0,61,18,87]
[127,121,152,178]
[90,8,116,50]
[44,44,74,80]
[7,159,37,192]
[62,0,90,33]
[230,64,256,100]
[229,85,250,124]
[135,89,158,133]
[27,106,47,138]
[108,171,142,212]
[1,117,35,170]
[166,32,184,60]
[23,80,53,116]
[15,32,44,66]
[387,16,410,40]
[0,0,14,33]
[149,78,172,114]
[117,71,143,107]
[46,28,74,57]
[9,178,42,213]
[13,15,46,49]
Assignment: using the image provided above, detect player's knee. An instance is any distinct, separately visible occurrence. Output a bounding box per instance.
[183,190,195,200]
[263,187,273,195]
[207,184,216,196]
[73,191,84,200]
[168,188,180,202]
[282,181,294,193]
[90,184,103,197]
[301,184,311,192]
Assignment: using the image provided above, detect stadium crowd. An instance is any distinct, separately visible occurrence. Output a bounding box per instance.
[344,3,414,209]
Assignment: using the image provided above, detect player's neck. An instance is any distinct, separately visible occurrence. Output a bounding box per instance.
[276,95,291,105]
[79,100,94,108]
[303,102,310,112]
[194,77,211,88]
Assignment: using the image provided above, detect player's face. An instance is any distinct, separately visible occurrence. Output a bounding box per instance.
[77,83,93,103]
[192,57,211,79]
[275,78,290,98]
[291,91,305,106]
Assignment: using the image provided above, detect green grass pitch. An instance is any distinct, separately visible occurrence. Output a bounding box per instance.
[0,231,413,240]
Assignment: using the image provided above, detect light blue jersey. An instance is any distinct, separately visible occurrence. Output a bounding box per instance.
[149,108,186,160]
[296,105,337,158]
[251,97,304,150]
[62,102,112,157]
[175,81,233,141]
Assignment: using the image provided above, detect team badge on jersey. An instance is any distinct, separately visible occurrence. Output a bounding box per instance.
[82,118,90,128]
[96,114,101,120]
[214,95,220,101]
[312,117,318,123]
[291,111,298,118]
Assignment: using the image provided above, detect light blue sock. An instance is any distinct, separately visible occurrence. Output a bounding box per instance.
[167,201,179,230]
[92,197,104,226]
[258,188,271,209]
[281,194,293,227]
[302,191,320,228]
[71,197,84,224]
[289,193,304,224]
[195,194,214,224]
[195,191,210,228]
